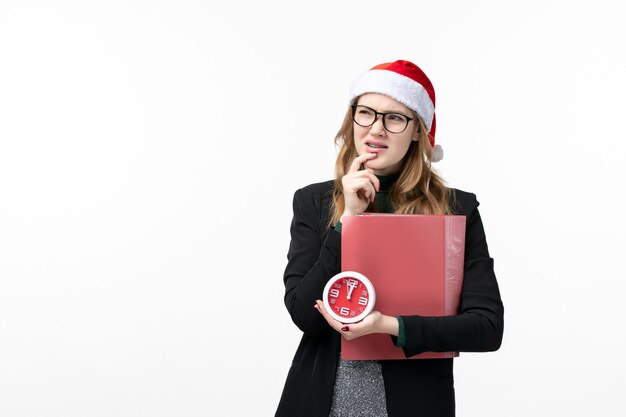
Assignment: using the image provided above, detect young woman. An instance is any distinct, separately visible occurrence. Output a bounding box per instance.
[276,60,504,417]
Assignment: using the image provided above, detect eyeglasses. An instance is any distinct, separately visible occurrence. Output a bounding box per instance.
[351,105,414,134]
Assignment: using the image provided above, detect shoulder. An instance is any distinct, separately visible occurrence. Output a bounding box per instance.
[290,180,335,223]
[449,188,480,216]
[295,180,335,199]
[292,180,335,208]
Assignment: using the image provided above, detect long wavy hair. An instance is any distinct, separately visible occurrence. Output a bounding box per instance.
[329,99,452,227]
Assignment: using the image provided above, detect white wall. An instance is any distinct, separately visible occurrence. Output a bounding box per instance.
[1,1,624,416]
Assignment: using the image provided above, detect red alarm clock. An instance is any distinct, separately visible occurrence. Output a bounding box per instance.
[322,271,376,324]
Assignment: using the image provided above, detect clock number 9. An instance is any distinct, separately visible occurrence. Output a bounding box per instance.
[329,288,340,298]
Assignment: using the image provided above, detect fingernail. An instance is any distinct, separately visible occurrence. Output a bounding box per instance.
[341,326,349,331]
[314,304,319,310]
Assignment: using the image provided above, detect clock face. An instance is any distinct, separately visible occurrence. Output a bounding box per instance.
[322,271,376,324]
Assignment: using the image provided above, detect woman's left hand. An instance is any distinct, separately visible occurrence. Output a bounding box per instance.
[314,300,397,341]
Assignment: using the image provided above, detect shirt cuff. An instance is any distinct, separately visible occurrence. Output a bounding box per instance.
[394,316,406,347]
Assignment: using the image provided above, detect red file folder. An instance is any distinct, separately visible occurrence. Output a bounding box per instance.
[340,214,466,360]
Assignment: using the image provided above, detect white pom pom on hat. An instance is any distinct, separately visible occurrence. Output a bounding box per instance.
[431,144,443,163]
[349,60,443,162]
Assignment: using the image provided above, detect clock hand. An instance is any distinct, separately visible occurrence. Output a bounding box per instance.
[346,280,356,300]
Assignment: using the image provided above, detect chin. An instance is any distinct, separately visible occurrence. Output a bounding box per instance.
[363,160,382,170]
[364,158,387,169]
[367,161,402,176]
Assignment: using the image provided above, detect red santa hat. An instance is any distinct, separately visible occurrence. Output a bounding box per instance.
[349,60,443,162]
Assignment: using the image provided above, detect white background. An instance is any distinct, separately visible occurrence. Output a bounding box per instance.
[1,1,625,416]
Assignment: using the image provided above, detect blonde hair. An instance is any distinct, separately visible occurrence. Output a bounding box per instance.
[329,101,452,227]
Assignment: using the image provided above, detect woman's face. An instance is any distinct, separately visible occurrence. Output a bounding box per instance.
[353,93,418,176]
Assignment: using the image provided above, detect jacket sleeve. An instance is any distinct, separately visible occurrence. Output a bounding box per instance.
[283,188,341,335]
[399,193,504,357]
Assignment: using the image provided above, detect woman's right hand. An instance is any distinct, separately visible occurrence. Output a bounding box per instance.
[341,153,380,220]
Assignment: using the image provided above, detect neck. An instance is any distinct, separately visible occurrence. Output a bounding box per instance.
[375,172,400,192]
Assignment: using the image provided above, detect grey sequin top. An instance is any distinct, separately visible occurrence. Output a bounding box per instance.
[329,357,388,416]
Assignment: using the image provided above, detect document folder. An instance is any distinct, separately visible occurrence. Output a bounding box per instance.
[341,214,466,360]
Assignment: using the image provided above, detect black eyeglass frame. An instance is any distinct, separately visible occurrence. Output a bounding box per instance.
[351,104,415,134]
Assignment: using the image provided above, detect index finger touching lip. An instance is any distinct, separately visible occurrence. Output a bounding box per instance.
[349,153,377,172]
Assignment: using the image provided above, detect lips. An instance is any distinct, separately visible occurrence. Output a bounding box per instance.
[365,141,387,149]
[365,141,387,154]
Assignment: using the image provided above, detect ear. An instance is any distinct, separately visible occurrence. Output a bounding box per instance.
[412,126,420,141]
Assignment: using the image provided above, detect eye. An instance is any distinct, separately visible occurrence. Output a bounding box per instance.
[387,113,406,122]
[357,107,374,116]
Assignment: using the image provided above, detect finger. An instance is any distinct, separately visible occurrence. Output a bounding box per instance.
[348,153,377,174]
[316,300,366,340]
[315,300,344,332]
[354,180,377,204]
[359,179,376,203]
[339,317,372,340]
[351,169,380,192]
[347,177,375,197]
[350,175,379,193]
[359,188,374,204]
[368,171,380,192]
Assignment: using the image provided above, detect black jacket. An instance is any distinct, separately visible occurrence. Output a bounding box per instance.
[276,180,504,417]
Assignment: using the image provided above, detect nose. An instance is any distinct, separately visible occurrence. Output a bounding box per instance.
[369,114,386,135]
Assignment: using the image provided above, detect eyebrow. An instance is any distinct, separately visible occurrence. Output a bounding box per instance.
[356,104,411,117]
